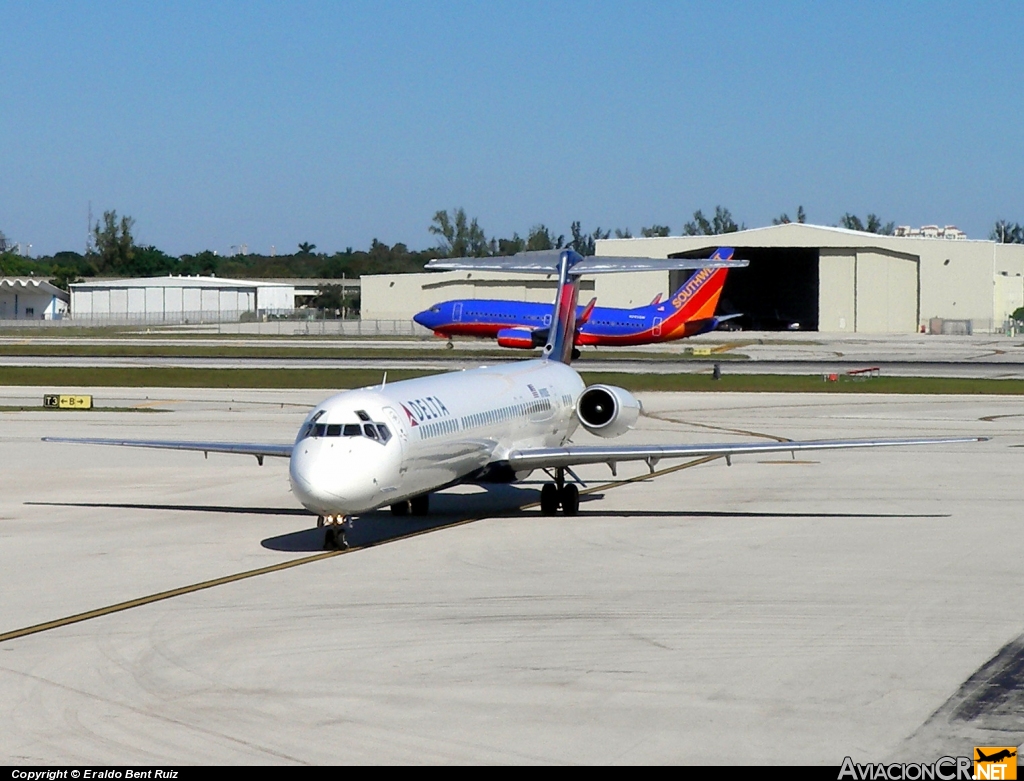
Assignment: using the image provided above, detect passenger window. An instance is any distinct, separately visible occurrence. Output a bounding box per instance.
[343,424,361,436]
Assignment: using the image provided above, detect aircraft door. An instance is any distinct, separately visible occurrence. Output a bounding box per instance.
[653,317,663,337]
[453,302,463,322]
[383,407,408,460]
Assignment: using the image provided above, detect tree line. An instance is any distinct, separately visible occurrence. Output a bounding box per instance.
[2,207,1023,291]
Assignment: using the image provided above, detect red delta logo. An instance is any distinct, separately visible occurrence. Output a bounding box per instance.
[401,396,451,426]
[400,404,419,426]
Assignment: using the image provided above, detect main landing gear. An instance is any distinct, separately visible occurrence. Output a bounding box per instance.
[319,514,352,550]
[540,468,579,516]
[390,494,430,516]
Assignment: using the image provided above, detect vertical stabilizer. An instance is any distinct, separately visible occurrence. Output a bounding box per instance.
[542,250,583,364]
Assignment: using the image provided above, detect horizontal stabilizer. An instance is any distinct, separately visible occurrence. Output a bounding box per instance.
[425,250,563,273]
[425,250,748,275]
[568,256,748,274]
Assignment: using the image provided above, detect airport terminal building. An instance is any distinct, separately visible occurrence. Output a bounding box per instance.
[362,223,1024,334]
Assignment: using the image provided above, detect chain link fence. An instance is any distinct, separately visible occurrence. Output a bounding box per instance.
[0,308,433,337]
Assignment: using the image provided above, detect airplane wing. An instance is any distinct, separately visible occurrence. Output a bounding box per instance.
[507,436,986,472]
[42,437,293,464]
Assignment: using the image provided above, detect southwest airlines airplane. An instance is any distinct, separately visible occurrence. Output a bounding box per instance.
[46,249,983,549]
[413,248,742,350]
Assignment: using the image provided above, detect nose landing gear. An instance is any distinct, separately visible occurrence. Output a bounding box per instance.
[540,468,580,516]
[320,515,353,550]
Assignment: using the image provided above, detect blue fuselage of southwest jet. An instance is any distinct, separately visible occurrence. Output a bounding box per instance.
[414,265,733,348]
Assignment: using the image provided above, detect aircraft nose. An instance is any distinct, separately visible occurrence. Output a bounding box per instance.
[413,310,434,328]
[289,439,393,515]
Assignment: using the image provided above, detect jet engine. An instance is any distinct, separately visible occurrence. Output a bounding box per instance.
[575,384,642,438]
[496,328,544,349]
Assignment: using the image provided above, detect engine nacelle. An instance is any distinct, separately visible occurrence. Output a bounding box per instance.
[575,384,642,438]
[497,327,545,349]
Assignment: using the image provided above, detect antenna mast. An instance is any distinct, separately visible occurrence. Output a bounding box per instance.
[86,201,93,254]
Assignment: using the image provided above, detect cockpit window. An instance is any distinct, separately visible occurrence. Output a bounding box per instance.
[301,413,393,443]
[301,409,393,440]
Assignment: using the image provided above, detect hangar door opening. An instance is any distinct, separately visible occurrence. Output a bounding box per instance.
[670,247,819,331]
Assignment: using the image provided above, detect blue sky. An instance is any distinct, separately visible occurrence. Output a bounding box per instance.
[1,1,1020,256]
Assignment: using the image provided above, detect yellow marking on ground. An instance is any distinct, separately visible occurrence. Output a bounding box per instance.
[132,399,182,408]
[0,456,723,645]
[710,341,748,354]
[645,412,792,443]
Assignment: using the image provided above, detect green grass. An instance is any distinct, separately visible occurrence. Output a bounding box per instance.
[2,366,1023,394]
[0,343,513,360]
[0,343,751,361]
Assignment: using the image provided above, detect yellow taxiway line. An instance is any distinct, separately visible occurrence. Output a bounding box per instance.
[0,454,724,645]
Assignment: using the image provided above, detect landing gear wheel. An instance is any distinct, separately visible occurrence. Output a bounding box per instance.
[560,483,579,516]
[324,526,348,550]
[571,348,581,360]
[390,500,410,516]
[540,483,560,515]
[317,515,325,528]
[410,494,430,516]
[446,340,454,350]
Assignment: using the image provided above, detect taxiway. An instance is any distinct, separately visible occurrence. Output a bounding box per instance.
[1,386,1021,763]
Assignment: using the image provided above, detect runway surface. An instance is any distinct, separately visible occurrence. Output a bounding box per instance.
[1,387,1022,763]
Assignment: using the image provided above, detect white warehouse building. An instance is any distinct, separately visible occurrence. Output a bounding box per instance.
[0,278,70,320]
[70,275,295,324]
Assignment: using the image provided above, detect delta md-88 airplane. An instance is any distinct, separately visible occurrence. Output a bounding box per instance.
[47,249,984,549]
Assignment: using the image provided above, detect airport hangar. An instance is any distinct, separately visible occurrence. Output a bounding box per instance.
[68,275,296,323]
[361,223,1024,333]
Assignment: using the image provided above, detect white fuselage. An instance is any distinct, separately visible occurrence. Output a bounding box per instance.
[288,359,586,516]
